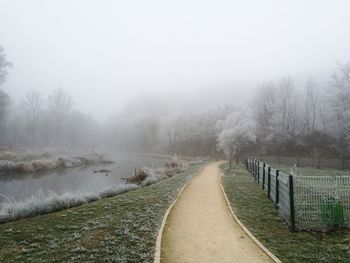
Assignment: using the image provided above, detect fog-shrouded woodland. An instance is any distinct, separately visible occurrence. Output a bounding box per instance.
[1,2,350,262]
[1,45,349,163]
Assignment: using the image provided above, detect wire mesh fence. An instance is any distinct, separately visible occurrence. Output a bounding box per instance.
[293,176,350,231]
[246,158,350,231]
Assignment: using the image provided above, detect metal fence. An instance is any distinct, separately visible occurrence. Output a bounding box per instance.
[246,158,350,231]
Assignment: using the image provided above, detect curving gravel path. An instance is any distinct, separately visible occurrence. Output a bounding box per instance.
[160,162,274,263]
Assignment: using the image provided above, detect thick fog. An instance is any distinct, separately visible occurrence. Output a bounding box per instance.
[0,0,350,158]
[1,0,350,118]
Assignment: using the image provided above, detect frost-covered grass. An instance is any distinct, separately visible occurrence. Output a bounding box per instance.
[138,165,181,187]
[126,154,186,186]
[0,162,204,262]
[270,164,349,177]
[140,169,164,187]
[0,151,113,173]
[0,184,139,224]
[221,163,350,263]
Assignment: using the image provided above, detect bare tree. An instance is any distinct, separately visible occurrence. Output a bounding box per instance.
[48,88,73,122]
[21,90,43,146]
[328,62,350,152]
[216,108,255,168]
[47,88,73,145]
[0,90,10,144]
[271,77,301,142]
[0,46,11,144]
[302,78,319,134]
[252,82,276,144]
[0,46,12,87]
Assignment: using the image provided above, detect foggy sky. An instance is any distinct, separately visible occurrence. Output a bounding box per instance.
[0,0,350,120]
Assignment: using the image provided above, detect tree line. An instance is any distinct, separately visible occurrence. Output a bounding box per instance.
[1,45,349,161]
[110,62,350,163]
[0,47,102,150]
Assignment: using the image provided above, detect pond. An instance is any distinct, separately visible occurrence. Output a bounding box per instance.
[0,152,167,204]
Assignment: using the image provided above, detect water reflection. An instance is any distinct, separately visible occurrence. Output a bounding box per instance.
[0,152,165,203]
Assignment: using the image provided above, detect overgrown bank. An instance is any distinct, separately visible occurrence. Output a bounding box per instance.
[0,162,204,262]
[221,163,350,263]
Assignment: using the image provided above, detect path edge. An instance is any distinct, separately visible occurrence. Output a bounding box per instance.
[153,165,205,263]
[219,172,282,263]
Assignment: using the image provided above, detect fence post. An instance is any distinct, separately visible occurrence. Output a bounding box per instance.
[252,159,255,178]
[289,175,296,232]
[253,159,256,179]
[250,159,254,176]
[267,166,271,199]
[275,170,279,206]
[251,159,253,175]
[254,160,257,180]
[257,161,260,183]
[262,163,266,190]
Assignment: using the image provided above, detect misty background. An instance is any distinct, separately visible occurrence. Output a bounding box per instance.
[0,0,350,159]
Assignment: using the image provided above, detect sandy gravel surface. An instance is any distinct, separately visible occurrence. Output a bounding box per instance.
[161,162,274,263]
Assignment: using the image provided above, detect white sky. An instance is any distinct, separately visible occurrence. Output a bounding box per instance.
[0,0,349,120]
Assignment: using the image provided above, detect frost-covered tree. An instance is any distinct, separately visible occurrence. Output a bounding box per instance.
[270,77,301,142]
[251,77,304,155]
[252,82,276,144]
[302,79,319,134]
[328,62,350,153]
[216,108,255,167]
[0,46,11,144]
[158,107,231,156]
[0,46,12,87]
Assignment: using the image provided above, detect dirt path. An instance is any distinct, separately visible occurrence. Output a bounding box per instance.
[160,162,274,263]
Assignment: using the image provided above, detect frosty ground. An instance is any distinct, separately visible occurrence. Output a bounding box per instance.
[0,162,204,262]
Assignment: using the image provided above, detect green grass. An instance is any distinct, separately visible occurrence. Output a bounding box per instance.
[221,163,350,263]
[0,162,204,263]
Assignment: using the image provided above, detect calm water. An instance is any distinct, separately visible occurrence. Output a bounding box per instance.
[0,152,166,204]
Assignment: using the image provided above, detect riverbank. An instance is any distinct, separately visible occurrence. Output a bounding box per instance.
[0,161,204,262]
[0,154,187,223]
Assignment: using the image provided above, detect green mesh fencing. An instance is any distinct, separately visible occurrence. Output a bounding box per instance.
[247,158,350,231]
[293,176,350,231]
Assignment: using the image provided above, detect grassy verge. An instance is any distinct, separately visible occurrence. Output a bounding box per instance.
[266,163,348,176]
[221,163,350,263]
[0,162,204,263]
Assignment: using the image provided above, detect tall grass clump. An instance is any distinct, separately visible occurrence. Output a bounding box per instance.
[126,154,187,186]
